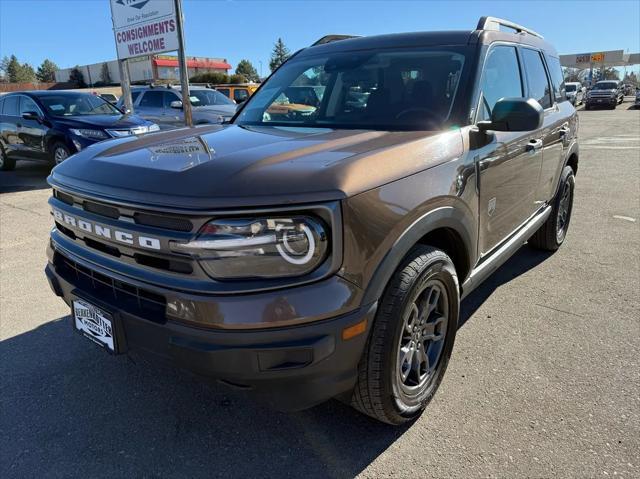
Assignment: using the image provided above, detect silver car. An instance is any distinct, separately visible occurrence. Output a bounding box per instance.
[118,85,237,129]
[565,82,584,106]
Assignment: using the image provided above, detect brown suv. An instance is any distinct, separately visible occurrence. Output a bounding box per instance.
[45,17,578,425]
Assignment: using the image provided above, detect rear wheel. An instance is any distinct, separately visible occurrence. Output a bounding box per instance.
[0,146,16,171]
[529,165,575,251]
[350,245,459,425]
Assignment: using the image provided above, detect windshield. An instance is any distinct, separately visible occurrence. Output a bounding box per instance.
[565,84,577,92]
[235,47,467,130]
[188,89,235,106]
[594,82,618,90]
[38,93,121,116]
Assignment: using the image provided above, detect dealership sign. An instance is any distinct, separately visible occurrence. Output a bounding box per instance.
[110,0,178,59]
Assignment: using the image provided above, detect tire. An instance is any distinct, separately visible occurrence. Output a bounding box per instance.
[529,165,575,251]
[0,146,16,171]
[50,141,71,165]
[350,245,459,425]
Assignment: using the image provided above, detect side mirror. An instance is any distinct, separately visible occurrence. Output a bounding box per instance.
[170,100,183,109]
[477,98,543,132]
[22,111,41,122]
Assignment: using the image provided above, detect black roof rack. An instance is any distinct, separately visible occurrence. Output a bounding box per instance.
[311,34,360,46]
[476,16,543,39]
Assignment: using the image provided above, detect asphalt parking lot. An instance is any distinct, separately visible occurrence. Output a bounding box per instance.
[1,100,638,478]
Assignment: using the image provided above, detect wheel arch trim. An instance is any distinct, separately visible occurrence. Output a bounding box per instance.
[361,206,474,305]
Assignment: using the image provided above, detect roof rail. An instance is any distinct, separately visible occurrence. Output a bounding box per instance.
[312,34,360,46]
[476,16,543,39]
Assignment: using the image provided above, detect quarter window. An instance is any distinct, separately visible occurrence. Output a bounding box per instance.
[2,95,19,116]
[139,91,165,108]
[234,89,249,102]
[522,48,552,109]
[478,46,523,121]
[545,55,566,102]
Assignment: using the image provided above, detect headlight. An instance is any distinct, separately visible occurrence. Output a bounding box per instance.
[69,128,109,140]
[171,216,328,279]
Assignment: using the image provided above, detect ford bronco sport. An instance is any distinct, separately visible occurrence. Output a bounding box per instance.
[45,17,578,425]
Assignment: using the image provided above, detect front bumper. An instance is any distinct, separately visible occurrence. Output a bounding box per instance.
[586,96,617,106]
[45,241,375,411]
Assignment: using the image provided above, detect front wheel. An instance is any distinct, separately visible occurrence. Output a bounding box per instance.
[350,245,459,425]
[529,165,575,251]
[50,141,71,165]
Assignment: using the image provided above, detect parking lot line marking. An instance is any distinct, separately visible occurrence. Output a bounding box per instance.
[613,215,637,222]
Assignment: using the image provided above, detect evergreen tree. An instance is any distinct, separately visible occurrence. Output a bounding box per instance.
[269,38,290,72]
[100,62,112,84]
[69,66,87,88]
[235,59,259,82]
[16,62,36,83]
[7,55,20,82]
[36,59,59,82]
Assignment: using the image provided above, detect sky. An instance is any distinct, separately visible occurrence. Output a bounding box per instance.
[1,0,639,77]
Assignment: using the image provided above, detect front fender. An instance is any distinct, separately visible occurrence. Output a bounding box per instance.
[360,205,475,305]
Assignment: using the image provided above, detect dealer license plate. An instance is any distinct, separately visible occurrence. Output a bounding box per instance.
[73,299,116,352]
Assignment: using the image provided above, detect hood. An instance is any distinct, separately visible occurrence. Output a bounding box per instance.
[49,124,463,209]
[53,114,152,129]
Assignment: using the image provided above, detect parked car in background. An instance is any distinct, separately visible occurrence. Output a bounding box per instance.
[565,82,584,106]
[45,17,579,425]
[585,80,624,109]
[213,83,259,104]
[118,85,237,129]
[0,91,158,171]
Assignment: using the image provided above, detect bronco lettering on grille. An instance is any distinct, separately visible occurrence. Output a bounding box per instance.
[52,209,161,250]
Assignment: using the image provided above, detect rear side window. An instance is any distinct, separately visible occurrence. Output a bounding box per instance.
[521,49,552,109]
[139,91,164,108]
[478,45,523,121]
[2,95,19,116]
[217,88,230,97]
[545,55,566,103]
[164,91,181,107]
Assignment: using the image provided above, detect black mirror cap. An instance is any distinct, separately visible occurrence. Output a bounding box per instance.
[480,98,544,132]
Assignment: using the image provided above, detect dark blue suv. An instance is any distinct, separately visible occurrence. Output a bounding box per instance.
[0,91,158,171]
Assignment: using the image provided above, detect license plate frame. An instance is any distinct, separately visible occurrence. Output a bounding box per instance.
[72,299,118,353]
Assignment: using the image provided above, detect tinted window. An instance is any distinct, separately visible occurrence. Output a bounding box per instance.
[189,89,235,106]
[139,91,165,108]
[38,93,120,116]
[234,89,249,102]
[478,46,523,121]
[0,98,4,114]
[164,91,181,107]
[594,82,618,90]
[131,91,141,103]
[522,49,552,109]
[565,84,577,92]
[19,96,40,114]
[546,56,565,102]
[3,96,19,116]
[217,88,230,97]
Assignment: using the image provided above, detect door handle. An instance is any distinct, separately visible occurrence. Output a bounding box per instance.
[559,126,570,137]
[526,139,543,152]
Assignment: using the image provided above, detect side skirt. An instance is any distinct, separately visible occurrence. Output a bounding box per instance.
[461,205,551,299]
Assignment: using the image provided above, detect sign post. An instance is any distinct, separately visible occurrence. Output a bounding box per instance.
[109,0,192,126]
[173,0,192,127]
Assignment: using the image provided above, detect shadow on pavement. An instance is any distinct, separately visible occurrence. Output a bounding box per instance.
[0,161,52,194]
[459,245,553,328]
[0,245,552,477]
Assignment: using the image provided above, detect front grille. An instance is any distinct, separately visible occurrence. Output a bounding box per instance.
[83,201,120,219]
[134,212,193,232]
[52,188,200,278]
[54,251,166,324]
